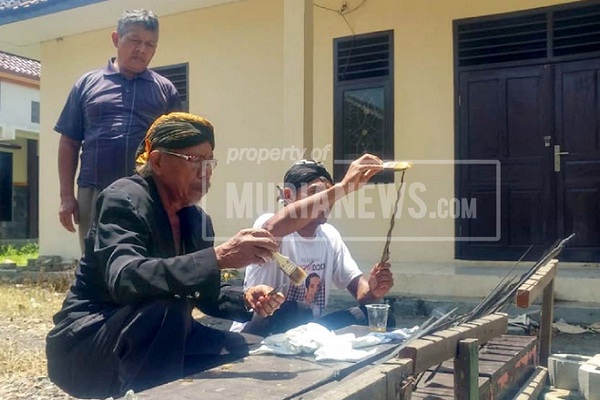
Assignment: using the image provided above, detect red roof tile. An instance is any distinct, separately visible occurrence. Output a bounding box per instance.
[0,50,40,78]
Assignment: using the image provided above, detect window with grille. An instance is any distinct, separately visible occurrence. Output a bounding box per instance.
[334,30,394,183]
[152,63,189,111]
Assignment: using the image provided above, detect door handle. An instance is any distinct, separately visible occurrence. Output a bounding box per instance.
[554,145,570,172]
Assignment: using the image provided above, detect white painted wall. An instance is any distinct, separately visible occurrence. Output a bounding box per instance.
[0,80,40,140]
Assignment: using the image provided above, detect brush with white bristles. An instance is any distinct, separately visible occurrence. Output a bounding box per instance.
[272,252,307,286]
[382,161,412,171]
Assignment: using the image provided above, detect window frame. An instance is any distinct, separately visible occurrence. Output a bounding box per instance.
[333,30,395,184]
[151,63,189,112]
[31,100,40,123]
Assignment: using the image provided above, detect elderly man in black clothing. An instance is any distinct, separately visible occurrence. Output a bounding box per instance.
[46,112,284,399]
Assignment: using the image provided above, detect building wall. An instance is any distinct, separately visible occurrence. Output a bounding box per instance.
[0,80,39,139]
[39,0,285,259]
[0,78,39,239]
[312,0,580,264]
[39,0,580,262]
[0,80,38,185]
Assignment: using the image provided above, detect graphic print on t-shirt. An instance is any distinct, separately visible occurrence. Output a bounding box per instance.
[286,258,326,316]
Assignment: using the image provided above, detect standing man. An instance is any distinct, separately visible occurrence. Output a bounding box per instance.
[56,9,181,250]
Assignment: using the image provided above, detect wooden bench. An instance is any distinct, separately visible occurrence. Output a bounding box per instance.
[136,325,413,400]
[138,314,515,400]
[135,259,560,400]
[407,333,538,399]
[396,312,540,399]
[134,314,543,399]
[398,259,559,400]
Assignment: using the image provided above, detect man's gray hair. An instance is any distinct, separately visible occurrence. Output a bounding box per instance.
[117,9,159,36]
[136,161,153,177]
[136,146,166,177]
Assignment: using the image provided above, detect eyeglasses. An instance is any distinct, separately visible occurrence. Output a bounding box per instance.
[161,150,218,172]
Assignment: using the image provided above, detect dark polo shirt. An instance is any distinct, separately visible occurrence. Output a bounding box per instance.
[55,58,182,190]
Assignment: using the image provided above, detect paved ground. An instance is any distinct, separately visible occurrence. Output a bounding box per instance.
[552,332,600,356]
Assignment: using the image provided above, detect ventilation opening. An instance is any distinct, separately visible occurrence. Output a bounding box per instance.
[152,63,189,110]
[553,3,600,57]
[335,31,391,82]
[456,1,600,68]
[457,13,547,67]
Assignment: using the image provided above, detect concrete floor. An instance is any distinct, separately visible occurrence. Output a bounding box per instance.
[368,260,600,304]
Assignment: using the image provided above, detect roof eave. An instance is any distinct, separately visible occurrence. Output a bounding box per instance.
[0,70,40,87]
[0,0,106,26]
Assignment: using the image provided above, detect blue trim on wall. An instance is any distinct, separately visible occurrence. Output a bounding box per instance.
[0,0,106,26]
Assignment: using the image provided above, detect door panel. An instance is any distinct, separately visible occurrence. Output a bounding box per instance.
[555,59,600,260]
[458,59,600,261]
[457,65,554,260]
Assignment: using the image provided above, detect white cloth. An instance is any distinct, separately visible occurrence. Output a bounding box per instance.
[249,322,419,362]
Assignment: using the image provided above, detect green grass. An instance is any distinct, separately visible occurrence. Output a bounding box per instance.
[0,243,39,266]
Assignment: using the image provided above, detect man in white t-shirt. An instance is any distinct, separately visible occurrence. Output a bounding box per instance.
[232,155,394,336]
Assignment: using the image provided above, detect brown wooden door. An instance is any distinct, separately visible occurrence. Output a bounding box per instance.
[458,61,600,261]
[555,59,600,261]
[457,65,555,260]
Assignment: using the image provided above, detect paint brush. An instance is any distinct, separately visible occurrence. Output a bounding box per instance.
[382,161,412,171]
[272,251,307,286]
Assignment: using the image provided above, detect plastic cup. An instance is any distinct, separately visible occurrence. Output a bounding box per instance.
[365,304,390,332]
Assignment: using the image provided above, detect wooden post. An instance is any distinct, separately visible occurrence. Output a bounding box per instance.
[454,338,479,400]
[516,259,558,367]
[539,278,554,367]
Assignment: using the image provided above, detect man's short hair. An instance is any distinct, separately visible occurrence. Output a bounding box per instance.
[117,9,159,36]
[283,160,333,191]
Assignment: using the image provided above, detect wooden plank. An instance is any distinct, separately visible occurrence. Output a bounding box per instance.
[136,325,404,400]
[516,259,557,308]
[421,335,537,400]
[479,348,522,356]
[398,313,508,374]
[513,366,548,400]
[297,359,413,400]
[136,355,339,400]
[412,371,491,400]
[447,325,472,334]
[539,279,554,367]
[477,335,538,400]
[454,338,479,400]
[412,385,454,400]
[478,354,516,363]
